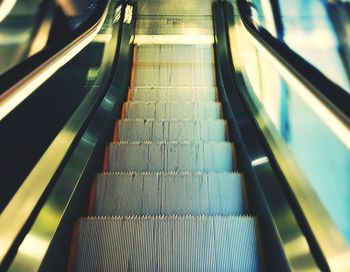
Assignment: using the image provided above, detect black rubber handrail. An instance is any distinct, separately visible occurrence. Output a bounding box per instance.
[236,0,350,123]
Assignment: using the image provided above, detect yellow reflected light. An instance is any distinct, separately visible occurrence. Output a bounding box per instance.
[0,5,109,263]
[0,0,17,23]
[0,5,108,122]
[17,234,50,261]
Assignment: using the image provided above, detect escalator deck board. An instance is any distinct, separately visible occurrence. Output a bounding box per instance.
[73,216,261,272]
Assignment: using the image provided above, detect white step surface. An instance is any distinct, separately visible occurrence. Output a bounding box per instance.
[116,119,228,141]
[108,142,235,172]
[94,172,244,216]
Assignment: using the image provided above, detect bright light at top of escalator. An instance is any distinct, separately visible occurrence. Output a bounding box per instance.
[134,34,214,45]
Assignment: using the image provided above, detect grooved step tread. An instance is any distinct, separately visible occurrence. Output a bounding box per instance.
[94,172,244,216]
[123,101,222,119]
[135,44,214,64]
[116,119,228,141]
[108,142,235,172]
[129,86,217,101]
[73,216,261,272]
[133,63,215,86]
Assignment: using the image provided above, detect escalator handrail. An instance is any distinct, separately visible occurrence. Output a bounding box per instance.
[0,0,109,121]
[0,0,113,265]
[236,0,350,136]
[233,0,350,268]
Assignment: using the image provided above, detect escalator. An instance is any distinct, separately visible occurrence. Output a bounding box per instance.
[1,0,350,271]
[70,35,261,271]
[66,1,302,270]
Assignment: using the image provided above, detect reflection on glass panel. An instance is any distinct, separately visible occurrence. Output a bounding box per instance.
[0,0,97,76]
[287,80,350,241]
[251,0,350,92]
[234,9,350,243]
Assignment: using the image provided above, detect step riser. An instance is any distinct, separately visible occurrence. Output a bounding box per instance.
[73,216,261,272]
[133,64,215,86]
[94,173,244,216]
[124,102,222,119]
[117,120,228,141]
[130,88,217,102]
[108,142,235,172]
[135,45,214,64]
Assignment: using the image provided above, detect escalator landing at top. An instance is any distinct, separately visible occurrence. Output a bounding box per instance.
[137,0,214,16]
[135,0,214,44]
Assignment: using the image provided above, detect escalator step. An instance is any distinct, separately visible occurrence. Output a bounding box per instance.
[107,142,235,172]
[116,119,228,141]
[136,44,214,65]
[73,216,261,272]
[129,86,217,102]
[123,101,222,119]
[93,172,244,216]
[133,63,215,86]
